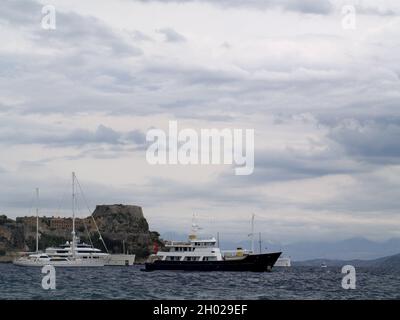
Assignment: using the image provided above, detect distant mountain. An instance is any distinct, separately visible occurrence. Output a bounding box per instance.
[217,237,400,261]
[159,232,400,261]
[279,238,400,261]
[293,253,400,271]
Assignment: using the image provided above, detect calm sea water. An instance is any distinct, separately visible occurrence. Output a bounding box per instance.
[0,264,399,300]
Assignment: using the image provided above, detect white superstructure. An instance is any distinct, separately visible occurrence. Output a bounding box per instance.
[274,256,291,267]
[45,241,110,260]
[106,254,136,266]
[151,235,224,262]
[13,253,105,267]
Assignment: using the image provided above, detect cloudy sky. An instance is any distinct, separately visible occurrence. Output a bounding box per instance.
[1,0,400,244]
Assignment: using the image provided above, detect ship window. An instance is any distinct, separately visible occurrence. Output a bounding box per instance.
[185,257,200,261]
[203,256,217,261]
[166,256,181,261]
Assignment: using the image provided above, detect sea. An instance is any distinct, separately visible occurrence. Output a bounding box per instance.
[0,264,399,300]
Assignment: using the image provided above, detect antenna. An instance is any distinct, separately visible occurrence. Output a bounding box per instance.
[191,213,197,233]
[258,232,262,254]
[36,188,39,253]
[71,172,76,259]
[250,214,255,253]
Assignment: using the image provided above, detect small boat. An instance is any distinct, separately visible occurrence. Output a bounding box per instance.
[274,256,291,267]
[321,262,327,268]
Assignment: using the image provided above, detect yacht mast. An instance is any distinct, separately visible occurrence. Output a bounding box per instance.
[35,188,39,253]
[72,172,76,259]
[251,214,255,253]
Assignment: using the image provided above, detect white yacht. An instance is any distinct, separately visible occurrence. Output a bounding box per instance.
[45,240,110,261]
[14,173,107,268]
[13,253,105,267]
[150,235,223,263]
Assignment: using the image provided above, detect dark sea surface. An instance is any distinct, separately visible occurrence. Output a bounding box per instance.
[0,263,399,300]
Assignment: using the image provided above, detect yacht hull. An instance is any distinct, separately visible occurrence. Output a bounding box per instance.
[13,259,105,267]
[144,252,281,272]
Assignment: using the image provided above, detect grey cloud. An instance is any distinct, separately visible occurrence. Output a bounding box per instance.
[131,177,266,207]
[329,119,400,164]
[0,122,147,148]
[254,151,362,180]
[137,0,334,14]
[157,27,186,42]
[302,170,400,214]
[125,129,147,145]
[131,30,153,42]
[36,12,142,57]
[136,0,400,16]
[0,0,41,26]
[0,0,142,57]
[217,146,366,190]
[357,6,397,16]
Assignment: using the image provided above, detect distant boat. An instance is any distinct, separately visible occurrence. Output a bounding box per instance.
[274,256,291,267]
[14,173,107,267]
[321,262,327,268]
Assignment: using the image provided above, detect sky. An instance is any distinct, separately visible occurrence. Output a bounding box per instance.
[1,0,400,244]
